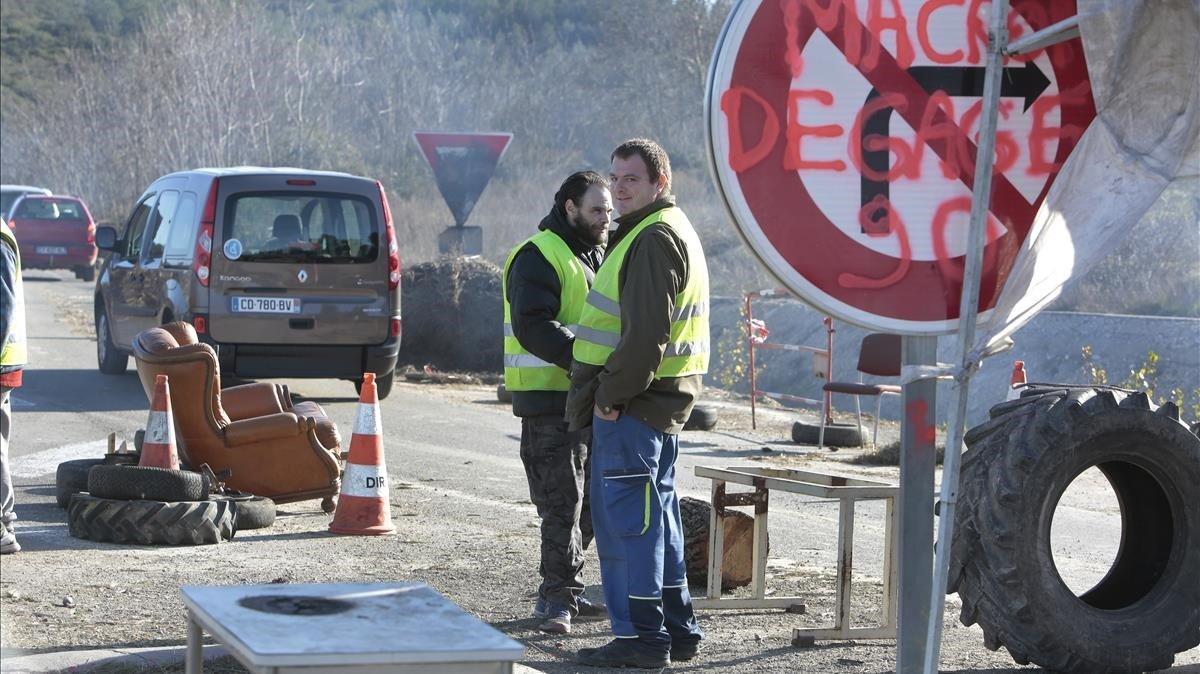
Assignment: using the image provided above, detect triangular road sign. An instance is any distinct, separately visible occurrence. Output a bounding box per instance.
[413,131,513,227]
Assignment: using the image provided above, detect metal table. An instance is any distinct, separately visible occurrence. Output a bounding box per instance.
[181,582,525,674]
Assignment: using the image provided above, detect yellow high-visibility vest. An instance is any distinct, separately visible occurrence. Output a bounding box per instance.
[501,229,589,391]
[572,206,709,377]
[0,220,28,368]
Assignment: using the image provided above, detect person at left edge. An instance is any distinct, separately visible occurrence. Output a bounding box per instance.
[502,170,612,634]
[1,217,28,555]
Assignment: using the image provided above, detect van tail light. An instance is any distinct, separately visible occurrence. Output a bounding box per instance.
[194,179,219,287]
[86,222,96,244]
[192,314,208,334]
[376,180,402,290]
[390,317,402,339]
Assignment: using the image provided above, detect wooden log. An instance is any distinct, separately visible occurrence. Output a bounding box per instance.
[680,496,766,591]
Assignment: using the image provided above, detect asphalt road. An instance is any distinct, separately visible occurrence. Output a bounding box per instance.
[2,270,1196,673]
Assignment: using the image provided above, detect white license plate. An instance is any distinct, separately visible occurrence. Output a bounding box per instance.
[231,297,301,314]
[35,246,67,255]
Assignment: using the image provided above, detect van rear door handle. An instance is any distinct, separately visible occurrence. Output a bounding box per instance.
[289,318,315,330]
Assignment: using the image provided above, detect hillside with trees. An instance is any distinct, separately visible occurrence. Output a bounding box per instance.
[1,0,1195,314]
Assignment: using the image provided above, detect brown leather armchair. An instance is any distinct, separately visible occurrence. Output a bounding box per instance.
[132,322,342,507]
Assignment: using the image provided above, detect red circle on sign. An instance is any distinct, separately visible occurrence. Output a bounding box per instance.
[707,0,1095,333]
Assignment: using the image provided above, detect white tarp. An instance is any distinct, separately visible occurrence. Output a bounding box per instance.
[971,0,1199,358]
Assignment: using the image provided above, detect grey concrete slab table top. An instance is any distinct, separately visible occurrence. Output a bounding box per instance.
[180,582,524,669]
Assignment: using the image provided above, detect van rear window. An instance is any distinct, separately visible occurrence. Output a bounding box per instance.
[223,192,378,264]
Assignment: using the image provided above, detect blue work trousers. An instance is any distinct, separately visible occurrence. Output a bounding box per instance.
[590,412,702,652]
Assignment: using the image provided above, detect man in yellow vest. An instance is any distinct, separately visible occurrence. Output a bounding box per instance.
[1,217,28,554]
[567,139,709,668]
[503,171,611,633]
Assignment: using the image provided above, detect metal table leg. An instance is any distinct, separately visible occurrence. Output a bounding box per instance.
[186,610,203,674]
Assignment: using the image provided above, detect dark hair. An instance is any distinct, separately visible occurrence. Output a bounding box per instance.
[554,170,609,215]
[611,138,672,193]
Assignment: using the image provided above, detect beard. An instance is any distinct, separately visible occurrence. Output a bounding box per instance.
[570,212,608,247]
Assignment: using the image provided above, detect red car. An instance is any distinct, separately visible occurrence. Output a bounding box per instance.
[8,195,98,281]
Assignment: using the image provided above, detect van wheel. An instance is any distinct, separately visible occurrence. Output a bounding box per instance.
[75,265,95,282]
[354,371,394,400]
[96,308,129,374]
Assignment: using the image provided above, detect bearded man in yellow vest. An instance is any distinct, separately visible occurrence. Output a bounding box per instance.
[567,139,709,668]
[503,171,611,634]
[1,218,28,555]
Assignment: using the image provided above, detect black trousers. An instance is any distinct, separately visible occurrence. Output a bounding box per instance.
[520,416,593,608]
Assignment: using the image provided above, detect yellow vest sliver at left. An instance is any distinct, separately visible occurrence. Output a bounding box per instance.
[502,229,589,392]
[0,220,28,368]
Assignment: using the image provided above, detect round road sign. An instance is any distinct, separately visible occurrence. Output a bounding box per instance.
[706,0,1095,334]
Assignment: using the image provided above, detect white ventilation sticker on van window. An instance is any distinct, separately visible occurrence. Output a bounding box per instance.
[223,238,243,260]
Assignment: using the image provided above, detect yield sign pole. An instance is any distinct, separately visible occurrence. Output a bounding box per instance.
[922,2,1010,672]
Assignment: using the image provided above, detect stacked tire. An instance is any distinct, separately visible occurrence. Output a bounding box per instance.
[948,386,1199,673]
[59,462,276,546]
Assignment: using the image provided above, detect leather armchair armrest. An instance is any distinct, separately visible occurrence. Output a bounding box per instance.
[224,413,306,446]
[223,383,286,420]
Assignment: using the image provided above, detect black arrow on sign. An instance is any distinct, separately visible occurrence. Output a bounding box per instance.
[859,61,1050,229]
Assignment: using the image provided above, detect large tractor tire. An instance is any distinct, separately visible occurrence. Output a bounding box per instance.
[948,387,1200,673]
[67,495,236,545]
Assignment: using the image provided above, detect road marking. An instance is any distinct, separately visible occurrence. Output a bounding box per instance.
[10,440,108,478]
[9,395,36,410]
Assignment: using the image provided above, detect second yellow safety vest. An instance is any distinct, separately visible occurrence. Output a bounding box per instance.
[572,206,709,378]
[502,229,590,391]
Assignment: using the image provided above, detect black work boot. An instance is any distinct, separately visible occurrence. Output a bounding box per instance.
[671,639,702,662]
[576,639,669,668]
[576,596,608,620]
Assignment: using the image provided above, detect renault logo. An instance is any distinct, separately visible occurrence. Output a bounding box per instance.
[298,269,309,283]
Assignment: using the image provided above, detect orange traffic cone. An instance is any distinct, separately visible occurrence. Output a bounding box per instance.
[140,374,181,470]
[1006,360,1027,401]
[329,373,395,535]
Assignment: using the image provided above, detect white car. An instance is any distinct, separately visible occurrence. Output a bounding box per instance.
[1,184,52,220]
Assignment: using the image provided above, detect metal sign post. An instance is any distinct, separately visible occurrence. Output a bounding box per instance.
[921,0,1010,668]
[897,335,938,671]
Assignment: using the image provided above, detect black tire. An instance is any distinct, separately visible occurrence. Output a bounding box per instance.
[496,384,512,403]
[87,465,208,502]
[375,370,394,400]
[56,458,104,508]
[354,370,395,400]
[791,420,863,447]
[213,494,276,530]
[95,306,128,374]
[67,494,236,545]
[949,388,1200,673]
[683,405,718,431]
[75,265,95,282]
